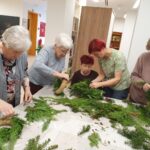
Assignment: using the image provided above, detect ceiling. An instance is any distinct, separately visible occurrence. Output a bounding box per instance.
[24,0,139,18]
[82,0,138,18]
[23,0,46,6]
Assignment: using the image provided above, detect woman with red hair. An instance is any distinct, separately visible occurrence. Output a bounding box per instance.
[71,55,98,85]
[88,39,131,99]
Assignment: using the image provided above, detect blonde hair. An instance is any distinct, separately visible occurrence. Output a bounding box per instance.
[2,25,31,52]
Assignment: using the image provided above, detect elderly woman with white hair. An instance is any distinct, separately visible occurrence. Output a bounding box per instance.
[28,33,73,94]
[0,25,32,116]
[130,38,150,105]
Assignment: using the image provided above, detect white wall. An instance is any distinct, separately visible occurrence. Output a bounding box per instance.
[64,0,76,37]
[45,0,75,69]
[0,0,47,47]
[23,1,47,46]
[45,0,75,45]
[0,0,23,25]
[120,10,137,58]
[127,0,150,72]
[74,1,82,19]
[107,12,115,47]
[113,18,125,33]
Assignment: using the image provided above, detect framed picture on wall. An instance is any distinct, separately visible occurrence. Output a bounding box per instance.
[110,32,122,50]
[0,15,20,38]
[40,22,46,37]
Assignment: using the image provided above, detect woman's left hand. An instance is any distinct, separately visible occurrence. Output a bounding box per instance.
[24,87,32,104]
[90,82,103,89]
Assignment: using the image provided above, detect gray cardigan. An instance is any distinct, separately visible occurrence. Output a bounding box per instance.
[0,53,28,106]
[28,46,65,86]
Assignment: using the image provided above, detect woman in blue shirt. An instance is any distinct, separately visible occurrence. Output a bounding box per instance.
[28,33,73,94]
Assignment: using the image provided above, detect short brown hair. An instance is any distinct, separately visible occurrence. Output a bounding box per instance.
[80,55,94,65]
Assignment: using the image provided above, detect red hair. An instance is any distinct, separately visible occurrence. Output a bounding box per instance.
[88,39,106,54]
[80,55,94,65]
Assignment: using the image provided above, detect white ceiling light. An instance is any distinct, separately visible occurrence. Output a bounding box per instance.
[79,0,87,6]
[124,14,127,19]
[133,0,140,9]
[92,0,99,2]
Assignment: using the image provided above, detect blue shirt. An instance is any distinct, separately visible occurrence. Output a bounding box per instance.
[28,46,65,86]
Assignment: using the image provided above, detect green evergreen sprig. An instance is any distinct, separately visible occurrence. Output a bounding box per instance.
[70,80,104,100]
[25,98,62,132]
[78,125,91,135]
[0,116,26,150]
[24,135,58,150]
[119,126,150,150]
[50,97,150,149]
[88,132,101,148]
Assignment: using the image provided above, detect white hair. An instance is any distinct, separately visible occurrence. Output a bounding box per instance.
[1,25,31,52]
[55,33,73,50]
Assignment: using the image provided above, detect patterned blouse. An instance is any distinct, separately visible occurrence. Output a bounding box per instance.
[99,49,131,90]
[2,55,16,104]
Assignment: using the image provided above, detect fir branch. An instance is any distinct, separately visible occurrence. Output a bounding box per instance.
[53,78,62,90]
[50,97,150,150]
[70,80,104,100]
[0,116,26,150]
[78,125,91,135]
[47,144,58,150]
[25,98,62,132]
[24,135,51,150]
[119,126,150,149]
[88,132,101,148]
[42,119,51,132]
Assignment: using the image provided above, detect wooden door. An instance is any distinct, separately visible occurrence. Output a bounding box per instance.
[72,7,112,73]
[28,11,38,56]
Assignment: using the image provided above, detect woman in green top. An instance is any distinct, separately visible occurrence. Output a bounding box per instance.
[88,39,131,99]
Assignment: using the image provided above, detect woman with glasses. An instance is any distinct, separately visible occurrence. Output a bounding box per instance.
[0,26,32,117]
[28,33,73,94]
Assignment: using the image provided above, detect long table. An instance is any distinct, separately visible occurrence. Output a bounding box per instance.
[13,86,134,150]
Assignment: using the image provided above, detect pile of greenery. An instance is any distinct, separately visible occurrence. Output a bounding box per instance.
[88,132,101,148]
[78,125,91,136]
[70,80,104,100]
[119,126,150,150]
[0,116,26,150]
[49,97,150,149]
[24,135,58,150]
[25,98,64,132]
[51,97,134,125]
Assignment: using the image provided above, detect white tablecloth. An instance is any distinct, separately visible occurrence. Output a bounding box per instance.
[14,86,134,150]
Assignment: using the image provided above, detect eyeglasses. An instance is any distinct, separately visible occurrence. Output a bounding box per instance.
[59,47,69,55]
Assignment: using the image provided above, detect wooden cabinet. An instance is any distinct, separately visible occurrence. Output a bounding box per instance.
[110,32,122,50]
[72,7,113,73]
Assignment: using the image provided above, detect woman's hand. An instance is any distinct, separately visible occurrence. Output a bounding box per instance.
[90,82,103,89]
[143,83,150,92]
[24,86,32,104]
[60,72,69,80]
[53,71,69,81]
[0,100,15,117]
